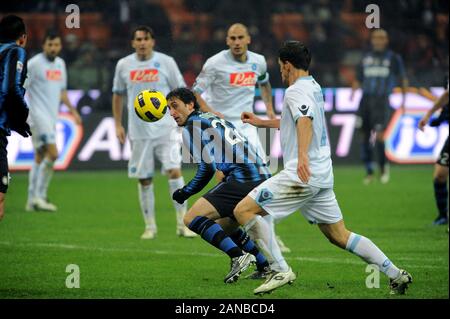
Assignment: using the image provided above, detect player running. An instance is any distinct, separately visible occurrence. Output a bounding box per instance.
[418,85,449,226]
[234,41,412,295]
[25,30,82,212]
[192,23,291,253]
[112,26,196,239]
[166,87,278,283]
[351,29,408,185]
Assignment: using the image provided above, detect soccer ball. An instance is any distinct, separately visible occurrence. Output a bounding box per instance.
[134,90,168,122]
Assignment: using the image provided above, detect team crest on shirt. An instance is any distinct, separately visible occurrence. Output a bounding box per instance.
[46,70,62,81]
[130,69,159,82]
[16,61,23,73]
[251,63,257,71]
[229,72,256,86]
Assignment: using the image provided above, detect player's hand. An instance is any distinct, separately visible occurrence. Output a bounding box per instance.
[12,122,32,137]
[173,188,188,204]
[115,125,126,144]
[418,115,430,132]
[241,112,261,127]
[212,111,225,119]
[297,153,311,183]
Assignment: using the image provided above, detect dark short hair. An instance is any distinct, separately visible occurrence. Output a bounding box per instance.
[278,41,311,71]
[0,15,26,42]
[166,88,200,111]
[131,25,155,40]
[43,29,61,44]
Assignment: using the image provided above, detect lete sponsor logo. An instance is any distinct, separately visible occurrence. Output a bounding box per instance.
[130,69,159,82]
[229,72,256,86]
[46,69,62,81]
[385,109,448,164]
[7,113,83,171]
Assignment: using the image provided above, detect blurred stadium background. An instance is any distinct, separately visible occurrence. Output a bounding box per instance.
[0,0,448,299]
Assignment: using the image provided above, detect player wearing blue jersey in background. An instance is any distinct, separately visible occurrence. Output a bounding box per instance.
[167,87,277,283]
[351,29,408,185]
[0,15,31,221]
[235,41,412,295]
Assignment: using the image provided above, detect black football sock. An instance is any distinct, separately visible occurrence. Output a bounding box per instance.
[230,228,270,270]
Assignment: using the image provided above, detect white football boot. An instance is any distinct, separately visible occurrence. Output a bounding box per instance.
[254,267,296,295]
[177,225,197,238]
[141,228,156,240]
[34,198,57,212]
[389,269,412,295]
[224,253,254,283]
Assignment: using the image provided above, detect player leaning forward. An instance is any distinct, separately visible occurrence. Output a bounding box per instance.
[112,25,196,239]
[234,41,412,295]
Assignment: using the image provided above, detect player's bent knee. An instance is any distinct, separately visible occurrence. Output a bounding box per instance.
[139,178,152,186]
[167,169,182,179]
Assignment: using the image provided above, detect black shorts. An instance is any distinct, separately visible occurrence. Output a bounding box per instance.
[437,137,449,167]
[357,95,391,133]
[0,133,9,194]
[202,179,265,219]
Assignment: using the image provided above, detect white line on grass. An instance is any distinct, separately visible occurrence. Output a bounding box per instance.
[0,241,445,270]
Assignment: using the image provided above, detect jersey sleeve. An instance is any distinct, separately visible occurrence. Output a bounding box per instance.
[112,60,126,95]
[285,89,316,123]
[392,53,406,81]
[192,58,215,95]
[7,47,28,112]
[23,57,34,90]
[356,59,364,83]
[256,56,270,85]
[181,123,216,196]
[167,57,186,90]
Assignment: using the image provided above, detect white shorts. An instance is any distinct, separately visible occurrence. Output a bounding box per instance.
[128,137,182,179]
[31,128,56,150]
[248,168,343,224]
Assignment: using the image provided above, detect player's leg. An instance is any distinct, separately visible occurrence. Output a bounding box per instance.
[0,134,8,220]
[217,218,271,278]
[35,141,58,211]
[374,100,390,184]
[432,137,449,225]
[158,130,196,237]
[129,139,157,239]
[312,189,412,294]
[184,197,254,283]
[26,133,45,211]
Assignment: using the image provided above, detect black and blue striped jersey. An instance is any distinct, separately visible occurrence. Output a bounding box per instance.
[357,49,406,97]
[0,42,28,135]
[181,111,271,196]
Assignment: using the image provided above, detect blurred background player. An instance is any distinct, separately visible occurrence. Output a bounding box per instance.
[112,25,196,239]
[351,28,408,185]
[25,30,82,212]
[192,23,291,253]
[0,15,31,220]
[418,85,449,226]
[167,88,272,282]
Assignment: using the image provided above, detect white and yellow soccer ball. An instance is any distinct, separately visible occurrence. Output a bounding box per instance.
[134,90,168,122]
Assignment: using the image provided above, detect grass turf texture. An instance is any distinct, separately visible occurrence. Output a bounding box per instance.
[0,166,448,299]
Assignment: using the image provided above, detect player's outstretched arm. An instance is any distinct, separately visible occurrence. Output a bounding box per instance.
[296,117,313,183]
[112,93,126,144]
[418,89,449,131]
[193,92,224,118]
[241,112,280,128]
[259,82,276,119]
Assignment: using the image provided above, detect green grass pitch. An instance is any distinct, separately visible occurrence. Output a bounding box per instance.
[0,166,448,299]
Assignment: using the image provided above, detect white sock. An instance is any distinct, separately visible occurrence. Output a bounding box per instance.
[168,177,187,228]
[27,161,39,202]
[346,232,400,279]
[36,158,54,200]
[244,215,289,272]
[138,183,156,232]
